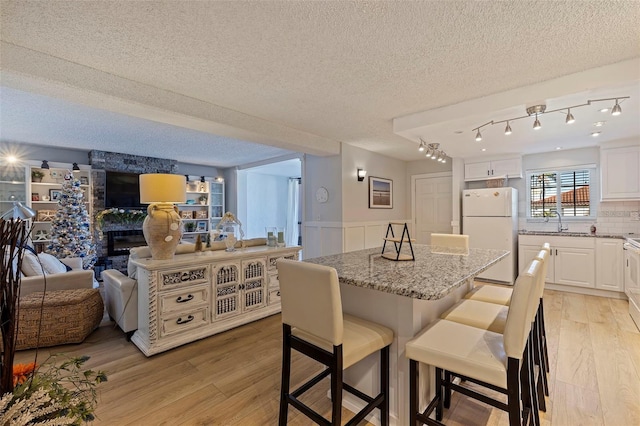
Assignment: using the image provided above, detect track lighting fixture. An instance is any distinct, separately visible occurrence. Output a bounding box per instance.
[565,109,575,124]
[471,96,629,141]
[418,139,426,152]
[424,143,447,163]
[200,176,205,182]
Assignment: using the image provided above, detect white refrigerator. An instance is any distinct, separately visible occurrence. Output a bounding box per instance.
[462,187,518,284]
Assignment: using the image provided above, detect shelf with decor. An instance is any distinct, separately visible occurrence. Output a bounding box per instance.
[179,176,224,243]
[27,162,93,250]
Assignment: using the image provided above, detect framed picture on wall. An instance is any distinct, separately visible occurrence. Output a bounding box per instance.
[369,176,393,209]
[49,189,62,201]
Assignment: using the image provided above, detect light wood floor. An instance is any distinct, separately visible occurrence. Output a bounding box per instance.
[15,289,640,425]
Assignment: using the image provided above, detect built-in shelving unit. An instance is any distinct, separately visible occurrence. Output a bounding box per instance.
[0,164,27,218]
[28,162,93,251]
[178,177,225,243]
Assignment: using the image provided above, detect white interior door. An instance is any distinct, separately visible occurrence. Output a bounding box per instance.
[414,176,452,244]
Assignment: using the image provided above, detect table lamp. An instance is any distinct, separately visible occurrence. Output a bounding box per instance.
[139,174,186,260]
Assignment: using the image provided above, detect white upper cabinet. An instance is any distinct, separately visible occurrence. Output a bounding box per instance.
[464,156,522,181]
[601,143,640,201]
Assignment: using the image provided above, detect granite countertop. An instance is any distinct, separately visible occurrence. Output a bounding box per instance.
[518,231,631,239]
[304,245,508,301]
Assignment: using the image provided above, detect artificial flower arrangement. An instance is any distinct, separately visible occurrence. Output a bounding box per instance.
[95,208,146,239]
[0,355,107,425]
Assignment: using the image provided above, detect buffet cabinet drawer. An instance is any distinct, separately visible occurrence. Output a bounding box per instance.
[159,285,209,314]
[268,288,281,305]
[158,265,210,290]
[268,252,299,273]
[160,307,209,337]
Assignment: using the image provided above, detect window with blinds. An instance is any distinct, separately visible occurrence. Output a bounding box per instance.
[528,168,593,219]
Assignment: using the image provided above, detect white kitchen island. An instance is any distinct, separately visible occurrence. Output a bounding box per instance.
[305,245,508,426]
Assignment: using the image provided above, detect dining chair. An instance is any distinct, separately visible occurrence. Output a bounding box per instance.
[405,259,542,426]
[276,259,393,426]
[430,233,469,250]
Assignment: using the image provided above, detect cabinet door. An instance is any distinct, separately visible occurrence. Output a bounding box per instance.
[491,158,522,178]
[554,248,595,288]
[241,258,266,312]
[601,146,640,200]
[213,263,241,319]
[464,162,491,181]
[519,244,553,283]
[595,239,624,291]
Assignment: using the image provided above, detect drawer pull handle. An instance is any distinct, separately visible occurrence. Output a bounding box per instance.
[277,291,280,296]
[176,315,194,325]
[176,294,194,303]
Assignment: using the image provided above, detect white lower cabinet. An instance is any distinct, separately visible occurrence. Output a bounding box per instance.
[519,235,601,290]
[595,239,624,291]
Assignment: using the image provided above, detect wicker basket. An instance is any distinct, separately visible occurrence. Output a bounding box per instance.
[16,289,104,350]
[486,177,507,188]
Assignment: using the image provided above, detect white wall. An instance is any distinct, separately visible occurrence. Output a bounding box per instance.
[304,153,343,222]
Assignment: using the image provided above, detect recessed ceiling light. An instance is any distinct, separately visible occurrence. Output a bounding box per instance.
[555,147,562,150]
[600,108,609,113]
[594,121,606,127]
[591,132,601,137]
[481,148,486,152]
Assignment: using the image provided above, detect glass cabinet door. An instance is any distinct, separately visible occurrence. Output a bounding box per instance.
[0,164,27,217]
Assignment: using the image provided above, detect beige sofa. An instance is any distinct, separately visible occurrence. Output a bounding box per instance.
[21,257,95,297]
[102,238,267,339]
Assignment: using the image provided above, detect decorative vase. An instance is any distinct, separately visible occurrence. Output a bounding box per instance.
[142,203,182,260]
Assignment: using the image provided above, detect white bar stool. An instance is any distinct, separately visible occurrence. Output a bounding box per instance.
[405,259,542,425]
[277,259,393,426]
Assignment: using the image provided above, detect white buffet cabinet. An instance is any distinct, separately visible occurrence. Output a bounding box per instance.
[519,234,624,297]
[130,245,301,356]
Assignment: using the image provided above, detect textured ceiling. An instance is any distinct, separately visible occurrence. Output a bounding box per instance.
[1,1,639,166]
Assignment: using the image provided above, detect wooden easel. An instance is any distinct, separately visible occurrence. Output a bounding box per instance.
[381,222,415,261]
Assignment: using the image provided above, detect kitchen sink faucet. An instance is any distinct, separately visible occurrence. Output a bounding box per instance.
[548,209,568,232]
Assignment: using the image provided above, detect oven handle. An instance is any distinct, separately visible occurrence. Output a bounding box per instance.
[624,243,640,254]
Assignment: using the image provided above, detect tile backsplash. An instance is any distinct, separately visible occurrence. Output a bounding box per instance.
[520,200,640,236]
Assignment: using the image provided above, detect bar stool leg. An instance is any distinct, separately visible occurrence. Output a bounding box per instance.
[381,346,390,426]
[279,325,292,426]
[527,335,541,426]
[410,359,419,426]
[443,371,452,409]
[331,346,343,425]
[435,367,444,421]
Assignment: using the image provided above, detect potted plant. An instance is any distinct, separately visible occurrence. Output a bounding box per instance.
[31,170,45,183]
[198,194,208,205]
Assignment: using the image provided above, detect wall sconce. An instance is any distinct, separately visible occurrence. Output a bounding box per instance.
[357,168,367,182]
[41,160,50,169]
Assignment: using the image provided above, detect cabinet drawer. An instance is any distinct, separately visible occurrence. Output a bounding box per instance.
[268,273,280,289]
[268,252,299,272]
[268,288,281,305]
[160,307,209,337]
[160,285,209,313]
[159,265,210,290]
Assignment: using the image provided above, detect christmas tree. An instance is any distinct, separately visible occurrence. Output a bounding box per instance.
[47,172,96,269]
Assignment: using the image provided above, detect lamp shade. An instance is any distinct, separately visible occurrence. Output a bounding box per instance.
[139,174,186,204]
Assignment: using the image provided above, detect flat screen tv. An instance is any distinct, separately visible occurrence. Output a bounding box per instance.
[104,171,144,209]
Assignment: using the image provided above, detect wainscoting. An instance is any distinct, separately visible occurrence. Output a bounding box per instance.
[303,219,412,259]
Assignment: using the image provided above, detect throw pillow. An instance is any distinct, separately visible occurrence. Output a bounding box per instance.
[21,251,45,276]
[38,253,69,275]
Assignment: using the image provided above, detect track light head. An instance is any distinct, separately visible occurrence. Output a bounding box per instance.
[72,162,80,171]
[504,122,512,135]
[565,109,575,124]
[611,100,622,116]
[533,115,541,130]
[418,140,425,152]
[41,160,50,169]
[475,129,482,142]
